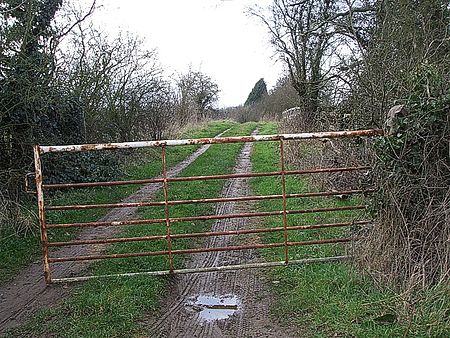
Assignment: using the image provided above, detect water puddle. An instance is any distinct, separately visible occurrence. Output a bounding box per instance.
[186,294,240,322]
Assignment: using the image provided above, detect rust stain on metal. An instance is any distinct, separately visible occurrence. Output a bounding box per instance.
[24,172,36,194]
[280,139,289,264]
[46,205,366,229]
[46,200,166,211]
[161,144,174,272]
[33,145,51,284]
[45,188,375,211]
[48,237,354,263]
[47,221,370,248]
[43,177,164,190]
[50,256,350,283]
[32,129,382,283]
[43,166,370,190]
[38,129,384,154]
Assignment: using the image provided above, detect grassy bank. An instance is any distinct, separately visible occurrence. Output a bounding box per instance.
[0,120,235,284]
[6,122,258,338]
[250,122,449,337]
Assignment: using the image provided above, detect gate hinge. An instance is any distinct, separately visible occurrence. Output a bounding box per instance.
[24,172,37,194]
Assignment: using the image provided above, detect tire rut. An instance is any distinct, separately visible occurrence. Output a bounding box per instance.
[0,129,230,335]
[146,130,297,338]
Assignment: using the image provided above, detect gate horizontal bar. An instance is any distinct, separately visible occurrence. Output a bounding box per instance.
[39,129,383,153]
[46,189,375,211]
[46,205,366,229]
[42,166,370,190]
[43,177,164,190]
[47,220,370,247]
[48,237,353,263]
[50,255,351,283]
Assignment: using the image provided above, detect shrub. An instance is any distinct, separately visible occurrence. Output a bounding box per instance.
[363,65,449,288]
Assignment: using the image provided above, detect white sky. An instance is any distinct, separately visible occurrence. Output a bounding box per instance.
[82,0,283,108]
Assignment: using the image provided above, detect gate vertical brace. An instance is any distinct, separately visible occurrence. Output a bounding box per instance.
[279,139,289,264]
[350,220,356,262]
[33,145,51,284]
[161,145,174,272]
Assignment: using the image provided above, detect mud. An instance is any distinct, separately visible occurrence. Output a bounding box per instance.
[0,129,229,335]
[146,131,297,338]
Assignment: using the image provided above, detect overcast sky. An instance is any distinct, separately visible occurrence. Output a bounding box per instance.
[84,0,283,108]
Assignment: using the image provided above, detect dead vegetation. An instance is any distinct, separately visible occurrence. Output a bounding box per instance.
[0,193,37,236]
[264,0,450,292]
[280,109,373,193]
[280,65,449,292]
[363,69,450,288]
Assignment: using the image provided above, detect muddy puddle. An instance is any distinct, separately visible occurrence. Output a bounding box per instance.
[186,295,241,322]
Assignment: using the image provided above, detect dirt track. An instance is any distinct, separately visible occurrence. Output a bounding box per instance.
[0,130,229,335]
[146,132,297,338]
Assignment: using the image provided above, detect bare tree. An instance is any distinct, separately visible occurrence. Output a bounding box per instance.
[250,0,375,117]
[58,26,170,142]
[142,81,177,140]
[177,68,219,123]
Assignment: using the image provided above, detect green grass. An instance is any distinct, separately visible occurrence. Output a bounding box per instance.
[0,120,236,284]
[250,122,450,338]
[4,121,448,338]
[5,122,258,338]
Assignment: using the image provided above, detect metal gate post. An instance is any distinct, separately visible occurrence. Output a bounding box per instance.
[161,145,174,272]
[279,139,289,264]
[33,145,51,284]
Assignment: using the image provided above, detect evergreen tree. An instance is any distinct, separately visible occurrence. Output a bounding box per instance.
[244,78,268,106]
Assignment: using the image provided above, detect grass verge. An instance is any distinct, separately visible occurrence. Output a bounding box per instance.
[0,120,235,284]
[250,122,449,338]
[5,122,258,338]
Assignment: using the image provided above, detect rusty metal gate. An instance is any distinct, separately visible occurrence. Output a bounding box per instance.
[30,129,383,284]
